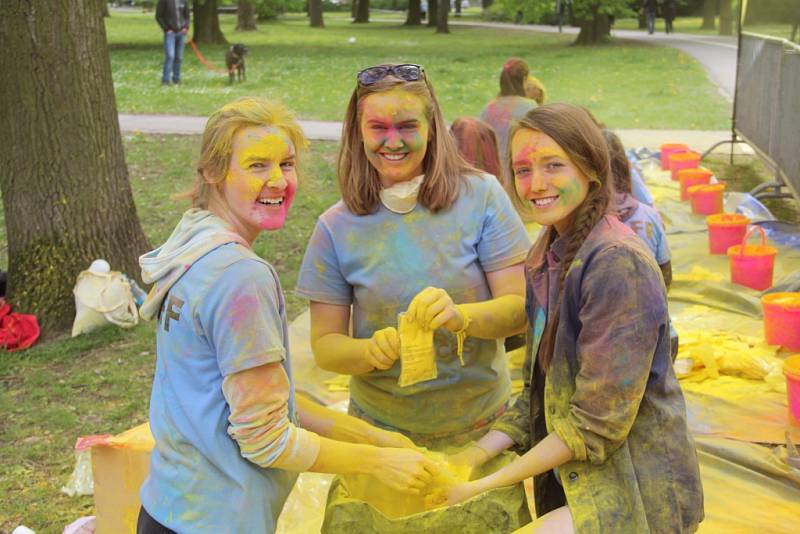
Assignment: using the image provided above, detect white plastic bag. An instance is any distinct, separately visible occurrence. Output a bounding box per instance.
[71,268,138,337]
[60,448,94,497]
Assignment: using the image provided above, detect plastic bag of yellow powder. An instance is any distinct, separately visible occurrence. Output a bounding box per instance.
[322,451,531,533]
[398,312,437,387]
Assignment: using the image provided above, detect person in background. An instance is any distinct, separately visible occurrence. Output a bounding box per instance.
[156,0,190,85]
[450,117,504,184]
[663,0,677,35]
[642,0,659,35]
[442,103,703,532]
[136,97,438,534]
[481,58,538,166]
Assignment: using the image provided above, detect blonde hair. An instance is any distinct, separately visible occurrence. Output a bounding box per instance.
[524,75,547,105]
[185,97,308,209]
[337,68,475,215]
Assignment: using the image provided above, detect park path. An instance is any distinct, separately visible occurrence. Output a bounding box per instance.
[428,19,739,101]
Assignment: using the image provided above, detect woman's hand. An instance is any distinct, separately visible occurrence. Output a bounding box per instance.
[368,426,418,449]
[373,448,440,494]
[435,480,484,506]
[449,445,490,469]
[407,287,465,332]
[364,326,400,370]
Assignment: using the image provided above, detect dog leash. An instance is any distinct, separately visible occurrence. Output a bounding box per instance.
[188,39,231,74]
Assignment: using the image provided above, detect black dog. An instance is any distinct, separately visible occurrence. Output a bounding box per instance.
[225,43,248,84]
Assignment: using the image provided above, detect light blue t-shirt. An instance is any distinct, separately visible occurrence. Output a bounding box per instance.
[141,243,298,533]
[630,166,655,206]
[625,203,671,265]
[296,175,531,435]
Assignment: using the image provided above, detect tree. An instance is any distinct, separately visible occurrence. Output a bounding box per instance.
[437,0,450,32]
[354,0,370,22]
[309,0,324,27]
[718,0,732,35]
[352,0,358,19]
[236,0,258,30]
[193,0,227,44]
[428,0,438,27]
[406,0,422,25]
[455,0,462,16]
[701,0,716,30]
[0,0,151,334]
[572,0,632,45]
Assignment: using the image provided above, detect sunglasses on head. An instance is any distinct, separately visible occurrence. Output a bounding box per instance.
[357,64,425,87]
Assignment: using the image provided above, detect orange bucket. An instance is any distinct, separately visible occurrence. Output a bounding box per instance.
[660,143,689,170]
[784,355,800,425]
[762,293,800,351]
[678,167,714,201]
[727,226,777,291]
[688,183,725,215]
[670,151,702,180]
[707,213,750,255]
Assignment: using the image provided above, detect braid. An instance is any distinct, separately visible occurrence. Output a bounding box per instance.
[538,186,610,372]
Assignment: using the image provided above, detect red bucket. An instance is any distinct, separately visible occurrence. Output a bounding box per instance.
[706,213,749,255]
[688,183,725,215]
[727,226,778,291]
[670,151,702,181]
[678,167,713,201]
[660,143,689,170]
[762,293,800,351]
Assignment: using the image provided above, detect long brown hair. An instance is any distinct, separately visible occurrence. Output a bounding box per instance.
[499,58,530,97]
[450,117,504,184]
[337,68,474,215]
[507,103,615,372]
[602,129,632,194]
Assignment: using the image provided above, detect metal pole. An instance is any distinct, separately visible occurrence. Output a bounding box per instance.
[730,0,745,165]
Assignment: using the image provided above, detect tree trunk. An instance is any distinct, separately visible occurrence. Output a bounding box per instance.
[236,0,257,31]
[351,0,358,19]
[193,0,227,44]
[0,0,151,335]
[102,0,109,17]
[719,0,732,35]
[574,9,611,45]
[309,0,324,27]
[354,0,369,22]
[701,0,717,30]
[481,0,492,9]
[428,0,438,27]
[455,0,461,16]
[437,0,449,32]
[406,0,422,25]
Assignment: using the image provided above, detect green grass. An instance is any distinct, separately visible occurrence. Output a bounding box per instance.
[0,135,341,533]
[107,11,730,129]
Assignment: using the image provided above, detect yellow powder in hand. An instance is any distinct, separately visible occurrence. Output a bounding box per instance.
[398,312,437,387]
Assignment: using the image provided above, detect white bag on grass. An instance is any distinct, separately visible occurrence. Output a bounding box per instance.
[71,268,139,337]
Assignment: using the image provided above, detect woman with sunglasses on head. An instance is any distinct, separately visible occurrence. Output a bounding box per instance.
[136,97,439,534]
[440,104,703,532]
[297,64,531,451]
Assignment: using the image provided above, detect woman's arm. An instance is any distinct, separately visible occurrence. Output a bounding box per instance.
[223,362,439,493]
[407,262,527,339]
[309,301,400,375]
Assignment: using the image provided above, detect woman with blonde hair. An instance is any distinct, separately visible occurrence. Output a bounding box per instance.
[136,97,438,534]
[297,64,531,450]
[443,103,703,532]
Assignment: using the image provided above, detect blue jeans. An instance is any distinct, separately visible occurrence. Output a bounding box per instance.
[162,31,186,83]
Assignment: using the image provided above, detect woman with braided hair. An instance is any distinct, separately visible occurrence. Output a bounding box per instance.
[439,103,703,532]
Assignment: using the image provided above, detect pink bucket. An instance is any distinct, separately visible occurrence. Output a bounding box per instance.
[678,167,713,201]
[670,151,702,181]
[706,213,750,255]
[762,293,800,351]
[727,226,777,291]
[783,354,800,425]
[660,143,689,170]
[688,183,725,215]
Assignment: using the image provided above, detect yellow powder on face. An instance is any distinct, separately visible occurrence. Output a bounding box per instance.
[227,132,291,195]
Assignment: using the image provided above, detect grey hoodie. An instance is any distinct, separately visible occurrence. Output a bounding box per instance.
[138,209,247,321]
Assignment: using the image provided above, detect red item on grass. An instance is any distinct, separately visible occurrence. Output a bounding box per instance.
[0,299,41,351]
